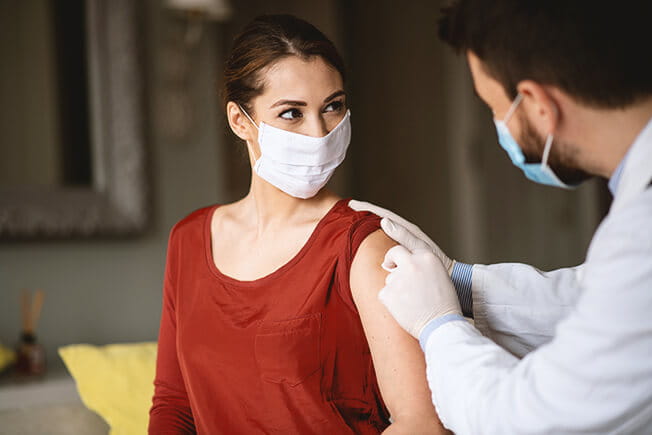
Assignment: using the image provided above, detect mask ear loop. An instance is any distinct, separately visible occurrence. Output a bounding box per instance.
[503,93,524,123]
[238,104,259,131]
[541,134,554,166]
[237,104,262,163]
[541,102,559,167]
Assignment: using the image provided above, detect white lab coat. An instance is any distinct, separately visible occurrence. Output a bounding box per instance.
[423,118,652,434]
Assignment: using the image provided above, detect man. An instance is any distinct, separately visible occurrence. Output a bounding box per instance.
[351,1,652,433]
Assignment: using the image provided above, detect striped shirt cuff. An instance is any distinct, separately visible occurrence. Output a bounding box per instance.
[418,313,467,351]
[451,262,474,317]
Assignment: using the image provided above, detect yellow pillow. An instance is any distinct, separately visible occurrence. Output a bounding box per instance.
[0,342,16,372]
[58,342,157,435]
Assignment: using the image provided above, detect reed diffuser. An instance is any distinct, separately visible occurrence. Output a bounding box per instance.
[16,289,46,376]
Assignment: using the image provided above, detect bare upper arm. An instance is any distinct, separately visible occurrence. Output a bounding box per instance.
[350,229,447,433]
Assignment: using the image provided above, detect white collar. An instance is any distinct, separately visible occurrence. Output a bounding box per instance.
[611,116,652,212]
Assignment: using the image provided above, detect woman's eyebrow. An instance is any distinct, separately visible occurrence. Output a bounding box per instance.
[269,99,307,108]
[324,90,345,103]
[269,90,346,109]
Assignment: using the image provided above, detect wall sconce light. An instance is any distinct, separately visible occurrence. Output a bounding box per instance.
[166,0,232,45]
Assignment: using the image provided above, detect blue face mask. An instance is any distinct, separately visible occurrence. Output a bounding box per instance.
[494,93,574,189]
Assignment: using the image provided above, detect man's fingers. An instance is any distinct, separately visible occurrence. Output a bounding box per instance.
[350,199,442,257]
[381,260,396,272]
[348,200,391,217]
[378,286,392,305]
[383,245,412,271]
[381,218,430,252]
[349,200,423,236]
[383,217,438,253]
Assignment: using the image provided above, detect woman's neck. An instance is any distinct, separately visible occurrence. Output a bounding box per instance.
[238,174,339,236]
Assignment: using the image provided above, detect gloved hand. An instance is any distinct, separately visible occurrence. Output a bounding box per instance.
[349,200,455,275]
[379,245,462,339]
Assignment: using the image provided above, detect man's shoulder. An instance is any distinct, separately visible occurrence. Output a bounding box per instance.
[590,188,652,257]
[607,188,652,236]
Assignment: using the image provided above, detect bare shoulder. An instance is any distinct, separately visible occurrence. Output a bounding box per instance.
[348,230,444,430]
[358,228,397,254]
[350,229,397,297]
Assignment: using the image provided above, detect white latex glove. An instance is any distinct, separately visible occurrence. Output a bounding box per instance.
[379,246,462,339]
[349,200,455,275]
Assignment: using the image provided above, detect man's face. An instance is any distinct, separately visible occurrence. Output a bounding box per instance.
[467,52,591,185]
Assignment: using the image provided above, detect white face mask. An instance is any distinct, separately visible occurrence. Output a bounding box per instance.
[239,106,351,199]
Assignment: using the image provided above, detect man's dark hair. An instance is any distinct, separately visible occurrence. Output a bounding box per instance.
[438,1,652,109]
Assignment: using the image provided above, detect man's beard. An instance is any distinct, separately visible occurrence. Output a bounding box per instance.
[518,114,592,186]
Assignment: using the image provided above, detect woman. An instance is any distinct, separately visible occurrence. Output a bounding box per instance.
[149,14,447,434]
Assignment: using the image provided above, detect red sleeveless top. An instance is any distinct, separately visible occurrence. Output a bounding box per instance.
[149,199,391,434]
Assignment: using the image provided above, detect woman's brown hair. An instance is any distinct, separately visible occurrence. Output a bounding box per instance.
[223,14,345,114]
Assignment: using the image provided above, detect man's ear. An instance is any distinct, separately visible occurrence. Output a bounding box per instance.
[226,101,255,141]
[516,80,560,136]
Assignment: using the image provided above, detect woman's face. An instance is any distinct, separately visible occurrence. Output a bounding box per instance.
[229,55,346,160]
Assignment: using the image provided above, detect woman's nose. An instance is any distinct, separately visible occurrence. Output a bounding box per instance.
[304,116,330,138]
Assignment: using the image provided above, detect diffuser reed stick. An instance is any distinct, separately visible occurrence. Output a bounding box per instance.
[16,289,46,376]
[30,290,44,334]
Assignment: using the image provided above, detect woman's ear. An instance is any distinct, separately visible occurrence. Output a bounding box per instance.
[226,101,255,141]
[516,80,560,136]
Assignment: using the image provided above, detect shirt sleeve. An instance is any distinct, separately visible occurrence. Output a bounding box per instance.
[450,262,474,317]
[451,260,582,357]
[471,263,583,357]
[148,227,196,434]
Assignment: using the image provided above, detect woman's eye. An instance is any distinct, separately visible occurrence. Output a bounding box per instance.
[279,109,303,120]
[324,100,344,112]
